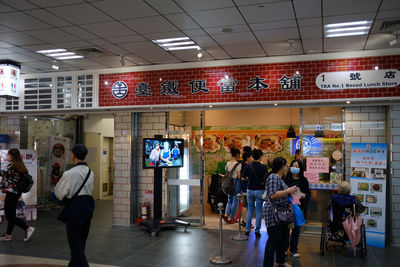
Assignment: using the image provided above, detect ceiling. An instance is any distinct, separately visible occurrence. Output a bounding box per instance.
[0,0,399,74]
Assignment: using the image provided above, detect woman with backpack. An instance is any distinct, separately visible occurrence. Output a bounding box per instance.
[224,148,242,220]
[0,149,35,242]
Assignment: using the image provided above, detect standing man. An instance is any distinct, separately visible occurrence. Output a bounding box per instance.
[55,144,94,267]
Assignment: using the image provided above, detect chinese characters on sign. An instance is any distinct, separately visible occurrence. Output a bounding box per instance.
[247,76,269,92]
[135,82,152,96]
[189,80,209,94]
[278,74,302,91]
[218,77,238,93]
[160,80,180,96]
[316,69,400,90]
[306,157,329,173]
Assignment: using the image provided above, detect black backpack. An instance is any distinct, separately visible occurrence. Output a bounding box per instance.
[222,162,240,195]
[17,173,34,193]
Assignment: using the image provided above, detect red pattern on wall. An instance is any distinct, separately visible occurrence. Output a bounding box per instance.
[99,56,400,107]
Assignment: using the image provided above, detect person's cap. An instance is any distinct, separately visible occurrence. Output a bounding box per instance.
[70,144,88,160]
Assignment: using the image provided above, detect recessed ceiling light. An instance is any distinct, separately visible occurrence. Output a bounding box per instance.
[374,66,379,70]
[220,28,233,33]
[104,81,109,85]
[325,20,372,28]
[55,55,84,60]
[274,103,278,106]
[47,52,75,57]
[52,64,59,70]
[324,20,372,38]
[325,31,369,38]
[165,45,200,51]
[36,48,67,54]
[160,41,195,47]
[209,105,213,108]
[153,36,200,51]
[325,26,370,33]
[197,50,203,58]
[346,101,351,104]
[153,37,190,43]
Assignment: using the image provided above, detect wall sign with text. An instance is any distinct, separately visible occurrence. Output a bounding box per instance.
[0,64,20,98]
[316,69,400,90]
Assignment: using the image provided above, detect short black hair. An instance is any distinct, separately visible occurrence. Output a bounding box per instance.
[70,144,88,161]
[230,148,240,158]
[271,157,287,174]
[242,151,252,162]
[251,149,263,160]
[243,146,252,153]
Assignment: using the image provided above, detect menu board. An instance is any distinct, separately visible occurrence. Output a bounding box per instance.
[350,143,387,248]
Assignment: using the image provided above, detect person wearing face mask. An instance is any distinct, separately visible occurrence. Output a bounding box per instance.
[263,157,297,267]
[283,159,310,258]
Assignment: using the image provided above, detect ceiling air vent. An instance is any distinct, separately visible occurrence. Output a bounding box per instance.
[74,47,110,57]
[380,20,400,30]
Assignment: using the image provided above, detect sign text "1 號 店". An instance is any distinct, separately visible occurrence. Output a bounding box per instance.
[315,69,400,90]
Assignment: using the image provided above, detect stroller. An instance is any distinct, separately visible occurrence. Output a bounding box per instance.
[320,196,367,258]
[207,174,227,213]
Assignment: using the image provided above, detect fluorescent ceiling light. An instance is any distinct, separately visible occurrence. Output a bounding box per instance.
[165,45,200,51]
[47,52,76,57]
[324,20,372,28]
[325,31,369,38]
[56,55,84,60]
[36,48,67,54]
[325,26,371,33]
[160,41,195,47]
[153,37,190,43]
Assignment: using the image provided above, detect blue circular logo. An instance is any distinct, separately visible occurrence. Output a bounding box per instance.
[112,81,128,99]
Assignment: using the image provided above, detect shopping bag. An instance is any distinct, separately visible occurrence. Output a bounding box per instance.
[293,203,305,226]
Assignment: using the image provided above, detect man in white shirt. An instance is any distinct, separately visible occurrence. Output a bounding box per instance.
[55,144,94,267]
[224,148,242,220]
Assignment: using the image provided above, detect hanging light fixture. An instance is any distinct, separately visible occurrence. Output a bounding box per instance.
[286,108,296,138]
[314,108,325,137]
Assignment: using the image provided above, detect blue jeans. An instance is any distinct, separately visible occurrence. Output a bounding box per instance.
[225,179,242,219]
[246,189,264,233]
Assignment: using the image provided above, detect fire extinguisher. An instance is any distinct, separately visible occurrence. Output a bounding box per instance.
[140,203,149,220]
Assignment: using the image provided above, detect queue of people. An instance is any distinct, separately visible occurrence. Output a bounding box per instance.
[224,147,310,267]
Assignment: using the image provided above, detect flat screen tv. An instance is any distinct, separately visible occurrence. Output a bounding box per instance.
[143,138,184,169]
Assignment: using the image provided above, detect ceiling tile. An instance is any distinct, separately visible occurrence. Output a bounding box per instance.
[170,50,213,61]
[190,8,245,28]
[204,25,250,35]
[61,26,99,40]
[297,17,322,27]
[324,12,376,24]
[105,35,146,44]
[250,20,297,31]
[91,55,135,68]
[323,0,380,16]
[25,9,71,27]
[302,39,322,52]
[28,0,85,7]
[92,0,158,20]
[190,35,218,47]
[175,0,234,11]
[0,41,14,48]
[20,44,59,52]
[119,41,162,53]
[0,48,15,54]
[234,0,291,5]
[324,35,368,52]
[293,0,321,18]
[61,59,106,69]
[0,53,39,63]
[19,52,50,61]
[370,18,400,34]
[3,0,37,10]
[255,28,299,42]
[183,28,207,37]
[0,3,16,12]
[123,16,179,34]
[224,44,266,58]
[0,12,50,31]
[377,9,400,19]
[365,33,398,49]
[48,3,114,24]
[381,0,400,10]
[100,44,131,56]
[81,22,135,38]
[145,0,182,14]
[124,55,150,65]
[143,31,186,41]
[165,13,199,30]
[0,25,14,34]
[22,61,54,71]
[52,40,91,49]
[300,25,322,39]
[204,46,231,59]
[25,28,80,43]
[211,32,259,46]
[139,51,181,64]
[0,32,44,46]
[262,40,303,55]
[6,46,28,53]
[86,39,111,46]
[239,2,295,24]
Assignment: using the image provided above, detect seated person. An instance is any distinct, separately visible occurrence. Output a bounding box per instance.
[331,181,365,232]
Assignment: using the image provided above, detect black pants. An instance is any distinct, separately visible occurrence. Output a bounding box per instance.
[264,224,289,267]
[65,195,94,267]
[4,192,28,235]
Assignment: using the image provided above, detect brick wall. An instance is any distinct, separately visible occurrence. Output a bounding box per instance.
[136,112,167,218]
[99,55,400,107]
[344,106,386,179]
[113,112,132,226]
[390,105,400,246]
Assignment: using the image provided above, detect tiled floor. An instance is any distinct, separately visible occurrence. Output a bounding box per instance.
[0,200,399,267]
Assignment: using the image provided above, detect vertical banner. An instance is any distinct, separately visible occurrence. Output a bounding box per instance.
[47,136,70,201]
[0,150,38,223]
[349,143,387,248]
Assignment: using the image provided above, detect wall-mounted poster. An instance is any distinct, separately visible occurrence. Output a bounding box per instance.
[0,150,37,223]
[349,143,387,248]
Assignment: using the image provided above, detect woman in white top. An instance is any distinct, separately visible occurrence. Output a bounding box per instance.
[224,148,242,220]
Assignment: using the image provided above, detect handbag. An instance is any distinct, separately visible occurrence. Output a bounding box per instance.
[292,203,305,226]
[57,169,91,223]
[265,190,294,224]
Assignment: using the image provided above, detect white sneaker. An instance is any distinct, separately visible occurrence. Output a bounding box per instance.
[291,252,300,258]
[24,227,35,242]
[0,235,12,241]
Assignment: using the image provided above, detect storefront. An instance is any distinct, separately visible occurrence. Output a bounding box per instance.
[1,51,400,246]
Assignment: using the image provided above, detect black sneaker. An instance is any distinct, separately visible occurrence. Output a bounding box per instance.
[255,232,261,238]
[245,231,250,236]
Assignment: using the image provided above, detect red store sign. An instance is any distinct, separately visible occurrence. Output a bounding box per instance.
[99,55,400,107]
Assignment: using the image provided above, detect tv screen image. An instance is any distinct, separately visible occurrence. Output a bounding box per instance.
[143,138,184,168]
